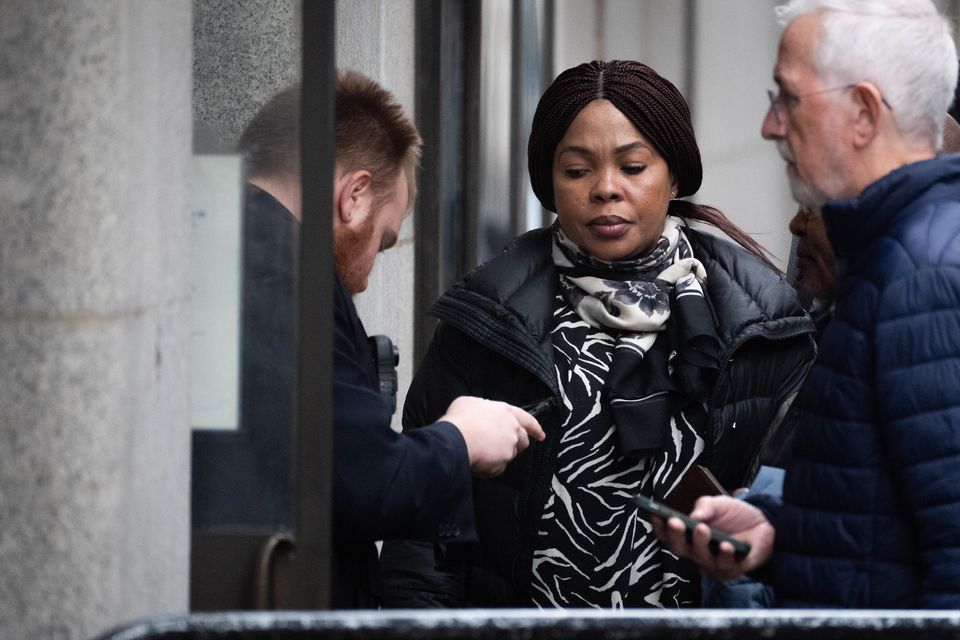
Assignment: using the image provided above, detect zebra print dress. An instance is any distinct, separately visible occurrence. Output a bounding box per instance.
[530,295,705,609]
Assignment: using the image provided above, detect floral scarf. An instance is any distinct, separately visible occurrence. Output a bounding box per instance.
[552,217,721,458]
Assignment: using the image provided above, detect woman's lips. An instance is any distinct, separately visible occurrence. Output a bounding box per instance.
[589,216,631,238]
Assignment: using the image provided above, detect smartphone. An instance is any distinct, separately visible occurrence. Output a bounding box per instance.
[521,398,555,421]
[632,493,751,559]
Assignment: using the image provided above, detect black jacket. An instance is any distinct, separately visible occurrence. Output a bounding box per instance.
[331,268,480,607]
[193,186,478,608]
[381,226,817,607]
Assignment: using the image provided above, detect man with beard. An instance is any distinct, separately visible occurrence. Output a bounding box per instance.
[235,71,544,607]
[787,114,960,322]
[655,0,960,608]
[760,116,960,468]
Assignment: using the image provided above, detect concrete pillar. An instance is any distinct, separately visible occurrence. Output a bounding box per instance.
[0,2,192,638]
[192,0,302,152]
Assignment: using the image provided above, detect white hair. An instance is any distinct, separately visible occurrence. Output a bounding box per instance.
[775,0,958,150]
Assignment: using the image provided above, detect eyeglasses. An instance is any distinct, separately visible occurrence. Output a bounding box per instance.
[766,84,893,127]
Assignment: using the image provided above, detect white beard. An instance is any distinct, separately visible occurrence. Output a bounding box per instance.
[788,172,830,209]
[778,140,844,209]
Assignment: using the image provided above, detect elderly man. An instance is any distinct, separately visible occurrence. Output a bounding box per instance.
[788,114,960,316]
[764,115,960,468]
[655,0,960,608]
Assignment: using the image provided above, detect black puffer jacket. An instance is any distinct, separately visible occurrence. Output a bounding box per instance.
[381,226,816,607]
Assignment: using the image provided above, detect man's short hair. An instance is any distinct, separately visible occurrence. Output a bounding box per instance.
[335,70,421,211]
[237,70,422,210]
[238,85,300,181]
[776,0,958,150]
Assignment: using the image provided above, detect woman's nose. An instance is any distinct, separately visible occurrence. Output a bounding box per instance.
[591,169,622,202]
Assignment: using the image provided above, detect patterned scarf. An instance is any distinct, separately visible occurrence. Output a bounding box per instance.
[552,217,720,458]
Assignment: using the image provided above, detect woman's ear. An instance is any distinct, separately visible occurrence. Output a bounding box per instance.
[335,169,373,226]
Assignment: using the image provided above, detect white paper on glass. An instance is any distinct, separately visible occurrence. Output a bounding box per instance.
[189,154,243,430]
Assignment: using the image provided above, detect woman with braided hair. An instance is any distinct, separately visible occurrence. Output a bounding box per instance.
[380,60,817,609]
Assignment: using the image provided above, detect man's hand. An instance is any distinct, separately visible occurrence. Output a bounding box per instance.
[441,396,546,478]
[651,495,775,581]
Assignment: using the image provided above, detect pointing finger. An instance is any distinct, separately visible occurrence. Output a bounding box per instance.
[507,404,546,441]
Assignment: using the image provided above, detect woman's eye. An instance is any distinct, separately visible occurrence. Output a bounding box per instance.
[622,165,645,175]
[565,168,588,179]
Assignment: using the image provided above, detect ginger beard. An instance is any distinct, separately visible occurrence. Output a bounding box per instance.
[333,210,377,295]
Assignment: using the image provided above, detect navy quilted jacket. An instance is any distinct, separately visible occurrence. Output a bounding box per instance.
[769,154,960,608]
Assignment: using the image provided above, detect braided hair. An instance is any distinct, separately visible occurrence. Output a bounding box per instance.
[528,60,775,267]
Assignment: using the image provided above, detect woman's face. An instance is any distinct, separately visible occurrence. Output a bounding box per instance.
[552,99,677,261]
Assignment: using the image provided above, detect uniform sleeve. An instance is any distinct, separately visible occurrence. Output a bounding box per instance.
[875,263,960,607]
[332,284,476,543]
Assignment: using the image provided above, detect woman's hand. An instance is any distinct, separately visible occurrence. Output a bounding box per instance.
[651,495,775,581]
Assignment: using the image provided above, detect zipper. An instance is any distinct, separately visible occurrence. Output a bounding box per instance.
[708,322,817,411]
[705,321,817,490]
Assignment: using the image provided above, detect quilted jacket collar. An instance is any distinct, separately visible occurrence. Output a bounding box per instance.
[436,225,812,356]
[824,153,960,258]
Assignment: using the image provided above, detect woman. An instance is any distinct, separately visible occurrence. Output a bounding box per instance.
[381,60,816,609]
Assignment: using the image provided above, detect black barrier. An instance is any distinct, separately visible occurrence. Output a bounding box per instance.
[93,610,960,640]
